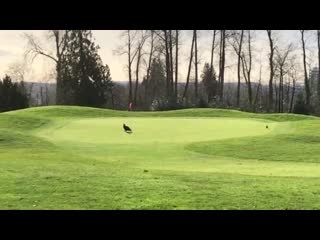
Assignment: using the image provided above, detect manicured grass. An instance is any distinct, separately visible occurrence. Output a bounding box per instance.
[1,106,320,209]
[188,120,320,163]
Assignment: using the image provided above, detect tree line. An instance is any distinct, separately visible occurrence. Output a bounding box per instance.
[0,75,28,112]
[115,30,320,114]
[1,30,319,115]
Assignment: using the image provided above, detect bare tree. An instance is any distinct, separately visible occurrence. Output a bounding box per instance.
[194,30,199,99]
[300,30,311,107]
[114,30,140,104]
[163,30,171,98]
[39,68,55,106]
[6,61,29,82]
[169,30,174,93]
[241,30,253,108]
[218,30,226,102]
[229,30,244,107]
[289,59,298,113]
[210,30,217,76]
[274,77,278,112]
[133,31,148,106]
[152,30,177,100]
[6,60,33,105]
[183,32,195,99]
[275,43,293,112]
[209,30,217,102]
[24,30,68,104]
[144,31,155,103]
[237,30,244,108]
[254,61,262,110]
[127,30,136,104]
[285,76,291,112]
[267,30,275,112]
[175,30,179,99]
[317,30,320,104]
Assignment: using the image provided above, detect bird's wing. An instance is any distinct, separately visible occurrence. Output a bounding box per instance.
[88,76,94,83]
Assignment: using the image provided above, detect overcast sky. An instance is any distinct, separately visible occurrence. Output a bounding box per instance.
[0,30,318,84]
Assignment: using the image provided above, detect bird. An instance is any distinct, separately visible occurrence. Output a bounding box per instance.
[266,125,269,129]
[88,76,95,83]
[123,123,132,133]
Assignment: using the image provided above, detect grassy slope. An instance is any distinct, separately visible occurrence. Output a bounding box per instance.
[188,119,320,163]
[5,105,318,121]
[1,106,320,209]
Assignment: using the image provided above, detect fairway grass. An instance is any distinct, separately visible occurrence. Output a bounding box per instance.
[1,106,320,209]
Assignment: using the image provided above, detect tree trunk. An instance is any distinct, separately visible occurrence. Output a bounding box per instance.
[25,30,66,105]
[40,86,43,105]
[210,30,216,101]
[254,65,262,109]
[241,31,253,108]
[218,33,222,97]
[267,30,274,112]
[248,80,252,107]
[110,87,115,109]
[253,83,261,111]
[128,30,133,104]
[286,77,291,112]
[237,30,244,107]
[54,33,62,104]
[145,31,154,104]
[318,30,320,104]
[218,30,226,102]
[169,30,174,95]
[210,30,216,76]
[290,77,296,113]
[56,62,63,104]
[78,31,87,106]
[194,30,198,99]
[281,73,284,112]
[274,79,278,112]
[128,62,133,103]
[49,30,66,105]
[164,31,170,98]
[44,84,49,105]
[278,70,283,113]
[175,30,179,100]
[247,30,252,107]
[301,30,311,107]
[183,33,195,99]
[134,46,142,106]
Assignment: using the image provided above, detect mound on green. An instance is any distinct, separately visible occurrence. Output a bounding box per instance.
[1,106,320,210]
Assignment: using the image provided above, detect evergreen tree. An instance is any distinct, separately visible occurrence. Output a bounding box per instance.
[293,91,310,115]
[201,62,218,103]
[142,58,166,107]
[0,75,28,112]
[61,30,113,107]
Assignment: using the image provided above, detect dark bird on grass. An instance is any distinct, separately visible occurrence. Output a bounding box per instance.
[266,125,269,129]
[123,124,132,133]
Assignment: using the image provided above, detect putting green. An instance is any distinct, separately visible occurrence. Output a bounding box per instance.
[37,117,279,145]
[1,106,320,209]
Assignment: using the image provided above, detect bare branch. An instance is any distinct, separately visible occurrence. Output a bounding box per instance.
[24,33,58,63]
